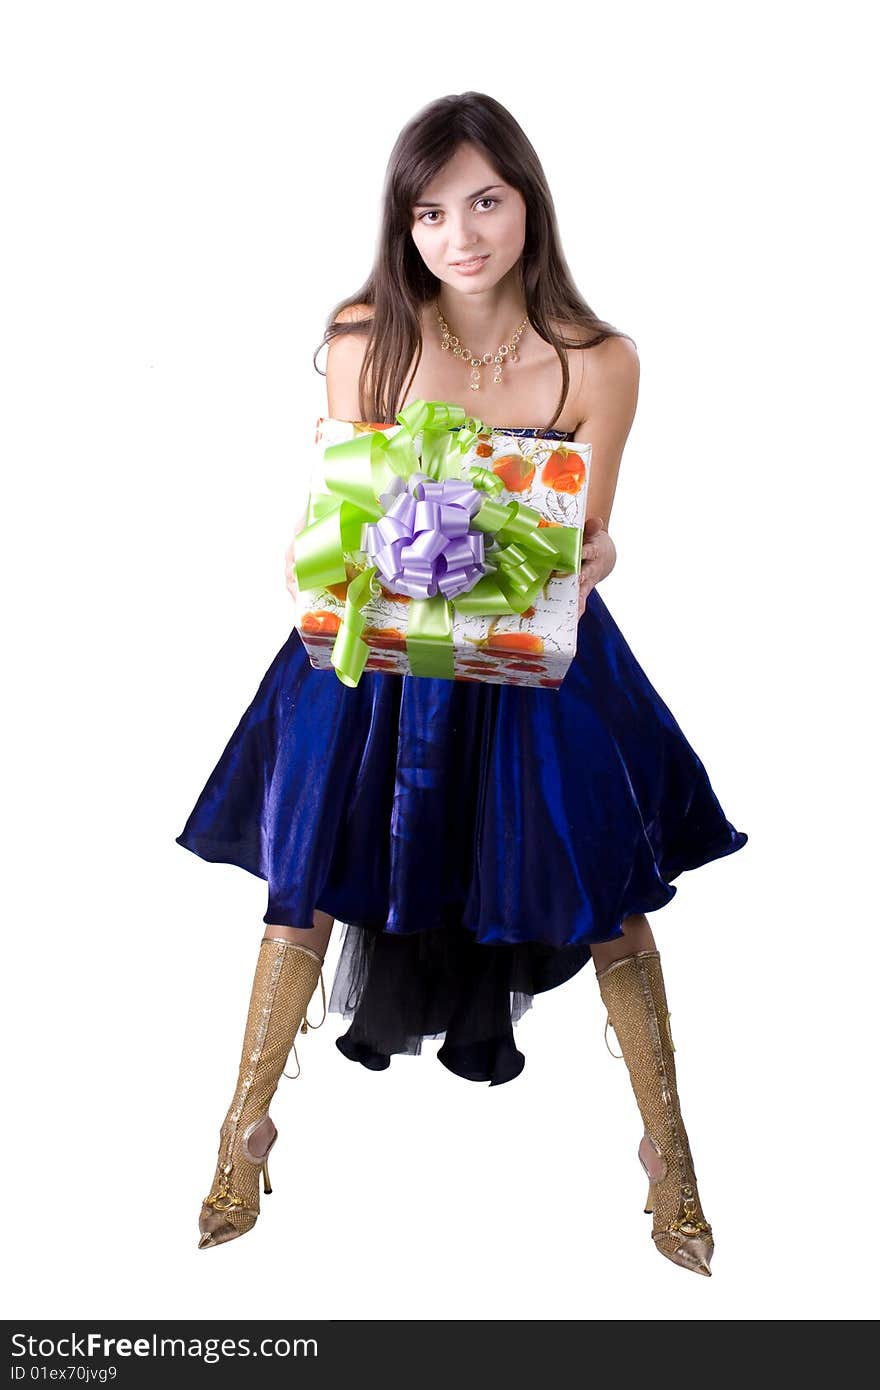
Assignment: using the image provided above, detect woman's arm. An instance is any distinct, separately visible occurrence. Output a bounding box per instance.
[283,512,310,603]
[325,302,373,418]
[573,334,639,529]
[572,336,640,616]
[285,304,373,602]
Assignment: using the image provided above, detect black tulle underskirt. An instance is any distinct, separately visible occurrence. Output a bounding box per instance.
[328,912,595,1086]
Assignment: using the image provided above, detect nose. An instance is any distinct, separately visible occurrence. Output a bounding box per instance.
[448,212,481,255]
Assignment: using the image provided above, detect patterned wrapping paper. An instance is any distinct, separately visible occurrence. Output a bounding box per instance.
[294,415,591,689]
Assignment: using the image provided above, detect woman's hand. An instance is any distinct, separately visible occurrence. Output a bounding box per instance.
[577,516,616,619]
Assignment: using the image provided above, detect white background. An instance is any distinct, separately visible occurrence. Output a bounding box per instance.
[3,0,877,1323]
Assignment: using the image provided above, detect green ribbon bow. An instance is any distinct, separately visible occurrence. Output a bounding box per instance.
[294,399,583,687]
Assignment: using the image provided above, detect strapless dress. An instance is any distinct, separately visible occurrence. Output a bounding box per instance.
[176,424,748,1085]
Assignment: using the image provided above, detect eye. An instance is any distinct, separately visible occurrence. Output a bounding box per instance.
[416,196,501,225]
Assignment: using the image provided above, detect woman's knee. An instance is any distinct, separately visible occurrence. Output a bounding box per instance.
[262,910,335,957]
[590,912,657,973]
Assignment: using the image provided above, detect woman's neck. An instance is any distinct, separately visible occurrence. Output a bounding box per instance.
[433,276,528,355]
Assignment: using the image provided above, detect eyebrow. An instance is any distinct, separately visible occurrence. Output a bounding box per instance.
[412,184,504,208]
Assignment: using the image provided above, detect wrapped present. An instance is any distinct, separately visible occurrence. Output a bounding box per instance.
[293,399,591,690]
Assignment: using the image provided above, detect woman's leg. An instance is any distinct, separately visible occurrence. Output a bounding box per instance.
[591,911,713,1276]
[590,911,656,973]
[198,909,332,1249]
[263,908,335,956]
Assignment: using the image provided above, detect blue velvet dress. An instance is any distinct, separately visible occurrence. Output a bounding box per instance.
[176,425,747,1086]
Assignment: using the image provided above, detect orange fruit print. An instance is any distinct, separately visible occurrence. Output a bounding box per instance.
[301,611,342,635]
[484,632,546,655]
[363,627,407,650]
[492,453,535,492]
[541,448,585,494]
[378,584,411,605]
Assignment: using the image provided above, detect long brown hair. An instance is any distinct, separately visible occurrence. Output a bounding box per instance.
[313,91,634,432]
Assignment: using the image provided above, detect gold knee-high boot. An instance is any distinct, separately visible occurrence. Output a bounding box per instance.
[596,950,714,1277]
[198,937,326,1249]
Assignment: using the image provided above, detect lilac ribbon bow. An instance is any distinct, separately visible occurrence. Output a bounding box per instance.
[362,473,490,601]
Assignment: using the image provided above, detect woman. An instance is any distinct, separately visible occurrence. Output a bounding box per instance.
[176,92,748,1275]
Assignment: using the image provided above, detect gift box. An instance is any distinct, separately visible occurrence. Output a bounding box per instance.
[293,400,591,690]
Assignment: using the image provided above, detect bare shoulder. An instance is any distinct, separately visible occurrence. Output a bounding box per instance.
[582,334,640,400]
[325,302,374,417]
[331,301,374,325]
[574,334,640,424]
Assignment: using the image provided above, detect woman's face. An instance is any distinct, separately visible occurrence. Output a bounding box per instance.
[410,142,527,294]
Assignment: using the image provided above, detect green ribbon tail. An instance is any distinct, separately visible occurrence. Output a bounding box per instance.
[331,567,379,688]
[405,594,455,679]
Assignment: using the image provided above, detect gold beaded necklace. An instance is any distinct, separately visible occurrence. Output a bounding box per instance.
[435,301,530,391]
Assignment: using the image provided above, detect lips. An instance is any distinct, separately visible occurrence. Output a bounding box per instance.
[451,254,489,266]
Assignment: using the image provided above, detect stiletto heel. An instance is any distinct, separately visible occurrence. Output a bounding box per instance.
[597,950,714,1277]
[198,938,324,1249]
